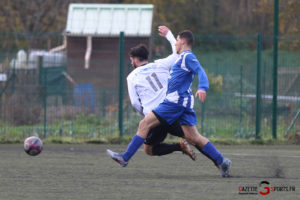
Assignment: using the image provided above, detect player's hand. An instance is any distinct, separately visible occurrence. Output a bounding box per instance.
[158,26,169,37]
[195,90,206,102]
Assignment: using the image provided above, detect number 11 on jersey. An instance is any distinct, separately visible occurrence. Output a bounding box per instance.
[145,72,163,92]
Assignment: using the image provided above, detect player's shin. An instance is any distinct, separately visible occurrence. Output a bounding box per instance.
[196,142,223,166]
[122,134,145,161]
[152,143,181,156]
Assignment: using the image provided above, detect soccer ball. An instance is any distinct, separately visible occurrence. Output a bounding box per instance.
[24,136,43,156]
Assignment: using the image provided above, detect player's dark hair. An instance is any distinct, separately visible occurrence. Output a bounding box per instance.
[178,30,194,46]
[129,44,149,61]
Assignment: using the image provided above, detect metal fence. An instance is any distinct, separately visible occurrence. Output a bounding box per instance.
[190,34,300,139]
[0,32,299,140]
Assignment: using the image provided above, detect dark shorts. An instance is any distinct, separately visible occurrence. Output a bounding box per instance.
[144,112,184,145]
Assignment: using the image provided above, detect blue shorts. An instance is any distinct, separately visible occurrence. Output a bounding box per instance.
[153,100,197,126]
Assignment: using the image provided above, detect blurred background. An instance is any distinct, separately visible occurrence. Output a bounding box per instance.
[0,0,299,142]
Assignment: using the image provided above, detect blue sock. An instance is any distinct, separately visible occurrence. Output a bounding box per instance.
[122,134,145,162]
[201,142,224,165]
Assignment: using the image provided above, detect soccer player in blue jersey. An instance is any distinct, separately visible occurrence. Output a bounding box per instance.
[126,26,195,160]
[107,28,231,177]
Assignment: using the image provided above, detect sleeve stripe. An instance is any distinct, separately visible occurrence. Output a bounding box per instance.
[180,53,191,72]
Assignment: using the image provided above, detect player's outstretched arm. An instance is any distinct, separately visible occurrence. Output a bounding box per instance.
[158,26,169,37]
[155,26,178,70]
[158,26,176,54]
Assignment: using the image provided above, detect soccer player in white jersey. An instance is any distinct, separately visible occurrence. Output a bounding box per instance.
[107,27,231,177]
[126,26,195,160]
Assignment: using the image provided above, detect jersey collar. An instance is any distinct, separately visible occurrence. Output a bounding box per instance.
[180,50,192,56]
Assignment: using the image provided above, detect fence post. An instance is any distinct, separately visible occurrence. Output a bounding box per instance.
[272,0,279,139]
[118,32,125,138]
[256,34,262,139]
[201,101,205,136]
[38,56,47,138]
[12,59,16,93]
[237,65,244,138]
[102,89,106,117]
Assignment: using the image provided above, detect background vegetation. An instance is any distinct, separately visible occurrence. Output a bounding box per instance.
[0,0,300,51]
[0,0,299,143]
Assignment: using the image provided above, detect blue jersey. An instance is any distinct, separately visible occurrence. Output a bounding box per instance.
[165,50,209,107]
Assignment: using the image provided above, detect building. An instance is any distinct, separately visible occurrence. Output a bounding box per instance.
[52,3,154,91]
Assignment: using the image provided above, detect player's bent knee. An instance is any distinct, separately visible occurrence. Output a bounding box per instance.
[184,134,196,146]
[144,145,153,156]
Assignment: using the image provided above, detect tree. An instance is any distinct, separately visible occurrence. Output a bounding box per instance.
[0,0,122,51]
[256,0,300,35]
[0,0,299,52]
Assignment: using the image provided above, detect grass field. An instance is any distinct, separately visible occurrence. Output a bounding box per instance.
[0,144,299,200]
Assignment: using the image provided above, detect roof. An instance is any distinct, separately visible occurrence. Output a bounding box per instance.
[65,4,154,37]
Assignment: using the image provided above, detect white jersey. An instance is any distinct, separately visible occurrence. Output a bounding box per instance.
[127,31,178,116]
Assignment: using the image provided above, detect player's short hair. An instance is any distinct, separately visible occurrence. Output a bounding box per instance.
[129,44,149,61]
[178,30,194,46]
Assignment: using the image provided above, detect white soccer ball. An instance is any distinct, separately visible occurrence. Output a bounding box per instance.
[24,136,43,156]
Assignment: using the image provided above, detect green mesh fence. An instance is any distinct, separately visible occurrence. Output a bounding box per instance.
[0,33,299,140]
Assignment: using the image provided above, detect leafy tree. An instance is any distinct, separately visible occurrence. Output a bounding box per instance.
[256,0,300,35]
[0,0,123,51]
[0,0,299,52]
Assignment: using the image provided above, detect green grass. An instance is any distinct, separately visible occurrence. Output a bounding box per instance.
[1,134,297,145]
[0,111,298,144]
[1,47,299,143]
